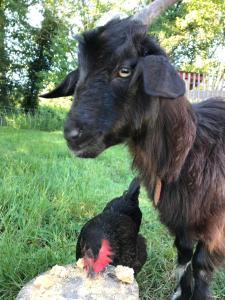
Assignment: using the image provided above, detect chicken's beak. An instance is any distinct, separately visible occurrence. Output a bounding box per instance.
[87,266,95,278]
[83,249,97,277]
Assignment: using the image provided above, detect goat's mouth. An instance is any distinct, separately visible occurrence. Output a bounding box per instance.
[65,128,128,158]
[73,147,104,158]
[67,134,106,158]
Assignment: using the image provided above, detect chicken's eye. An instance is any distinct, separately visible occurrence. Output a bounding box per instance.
[118,67,132,78]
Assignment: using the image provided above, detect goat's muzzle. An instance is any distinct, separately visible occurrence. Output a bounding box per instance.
[64,126,106,158]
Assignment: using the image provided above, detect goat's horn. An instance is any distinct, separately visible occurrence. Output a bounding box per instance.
[133,0,181,26]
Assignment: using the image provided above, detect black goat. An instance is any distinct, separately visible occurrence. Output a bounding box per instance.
[42,17,225,300]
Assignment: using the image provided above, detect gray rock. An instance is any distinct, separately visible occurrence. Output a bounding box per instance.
[16,264,139,300]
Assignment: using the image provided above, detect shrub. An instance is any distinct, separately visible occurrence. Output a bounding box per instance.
[0,106,67,131]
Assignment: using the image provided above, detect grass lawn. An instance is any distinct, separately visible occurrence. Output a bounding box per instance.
[0,127,225,300]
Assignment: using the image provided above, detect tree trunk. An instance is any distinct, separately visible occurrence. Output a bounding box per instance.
[22,9,59,111]
[0,1,10,107]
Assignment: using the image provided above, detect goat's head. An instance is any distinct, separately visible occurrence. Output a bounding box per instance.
[42,18,185,158]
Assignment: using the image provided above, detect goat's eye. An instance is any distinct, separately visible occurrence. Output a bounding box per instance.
[118,67,132,78]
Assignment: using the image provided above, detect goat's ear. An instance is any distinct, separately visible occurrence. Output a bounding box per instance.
[138,55,185,99]
[40,69,79,98]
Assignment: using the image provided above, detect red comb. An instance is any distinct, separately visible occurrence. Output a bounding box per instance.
[93,239,113,273]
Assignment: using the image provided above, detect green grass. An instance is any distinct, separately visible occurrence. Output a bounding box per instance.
[0,105,67,131]
[0,127,225,300]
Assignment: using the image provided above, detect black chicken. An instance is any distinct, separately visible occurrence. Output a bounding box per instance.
[76,177,147,275]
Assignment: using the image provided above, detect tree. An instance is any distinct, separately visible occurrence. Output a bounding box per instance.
[1,0,77,110]
[149,0,225,71]
[0,0,11,107]
[2,0,224,109]
[1,0,39,108]
[22,8,62,111]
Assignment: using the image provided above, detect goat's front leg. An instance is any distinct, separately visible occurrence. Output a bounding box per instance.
[171,232,194,300]
[191,241,214,300]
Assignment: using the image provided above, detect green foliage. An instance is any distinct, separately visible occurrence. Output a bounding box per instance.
[150,0,225,72]
[0,127,225,299]
[1,0,225,109]
[0,1,10,106]
[22,8,64,111]
[0,0,77,109]
[0,105,67,131]
[1,0,42,106]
